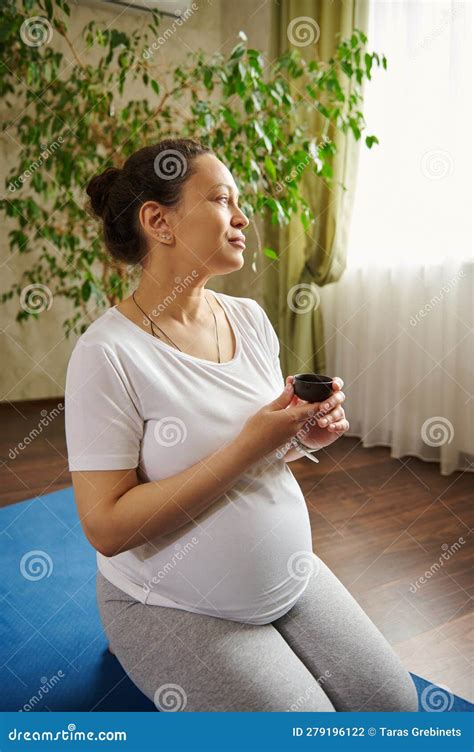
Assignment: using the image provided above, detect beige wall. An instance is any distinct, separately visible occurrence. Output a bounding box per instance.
[0,0,273,402]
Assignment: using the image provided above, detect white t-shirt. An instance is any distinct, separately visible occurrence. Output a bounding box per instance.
[64,291,314,625]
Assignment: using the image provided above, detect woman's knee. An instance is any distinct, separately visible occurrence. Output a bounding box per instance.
[284,685,336,713]
[390,672,419,712]
[361,670,419,712]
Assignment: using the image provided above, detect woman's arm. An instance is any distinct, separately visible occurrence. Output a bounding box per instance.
[72,431,262,558]
[282,444,307,463]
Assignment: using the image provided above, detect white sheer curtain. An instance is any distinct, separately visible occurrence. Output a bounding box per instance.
[320,1,473,475]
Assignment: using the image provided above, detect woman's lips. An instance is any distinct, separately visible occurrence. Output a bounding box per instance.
[228,239,246,250]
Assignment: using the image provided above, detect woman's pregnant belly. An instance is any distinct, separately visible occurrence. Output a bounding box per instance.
[107,459,315,625]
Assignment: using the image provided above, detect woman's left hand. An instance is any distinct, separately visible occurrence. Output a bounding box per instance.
[285,375,350,451]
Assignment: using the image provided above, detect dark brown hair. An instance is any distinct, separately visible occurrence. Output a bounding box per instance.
[85,138,213,266]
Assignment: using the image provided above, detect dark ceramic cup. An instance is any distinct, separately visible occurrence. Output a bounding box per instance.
[293,373,334,403]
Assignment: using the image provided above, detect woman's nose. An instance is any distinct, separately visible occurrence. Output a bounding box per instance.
[232,207,249,229]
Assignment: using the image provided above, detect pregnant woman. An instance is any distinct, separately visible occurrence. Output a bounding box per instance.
[64,138,418,713]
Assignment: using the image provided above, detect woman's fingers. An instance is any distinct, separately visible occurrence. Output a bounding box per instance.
[317,406,344,427]
[332,376,344,391]
[319,391,345,412]
[327,418,350,433]
[293,403,321,423]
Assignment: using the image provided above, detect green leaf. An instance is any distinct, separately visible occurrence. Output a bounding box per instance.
[364,53,373,79]
[221,107,238,130]
[365,135,379,149]
[263,247,278,260]
[264,155,276,180]
[230,43,245,60]
[203,67,213,91]
[0,18,384,336]
[81,280,91,302]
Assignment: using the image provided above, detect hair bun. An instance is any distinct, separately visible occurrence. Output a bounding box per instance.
[86,166,121,218]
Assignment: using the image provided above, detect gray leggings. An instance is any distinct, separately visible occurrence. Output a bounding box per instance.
[96,556,419,712]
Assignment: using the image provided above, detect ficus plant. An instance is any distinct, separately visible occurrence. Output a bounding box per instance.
[0,0,386,336]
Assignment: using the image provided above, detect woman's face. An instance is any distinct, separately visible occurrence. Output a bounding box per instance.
[160,153,250,275]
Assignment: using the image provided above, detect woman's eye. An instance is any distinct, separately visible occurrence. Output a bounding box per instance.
[217,196,229,204]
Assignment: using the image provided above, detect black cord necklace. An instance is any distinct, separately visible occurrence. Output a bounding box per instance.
[131,290,221,363]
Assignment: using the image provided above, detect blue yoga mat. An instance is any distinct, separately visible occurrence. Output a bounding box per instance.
[0,486,471,712]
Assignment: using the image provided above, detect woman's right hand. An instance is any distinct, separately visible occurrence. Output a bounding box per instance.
[237,382,320,459]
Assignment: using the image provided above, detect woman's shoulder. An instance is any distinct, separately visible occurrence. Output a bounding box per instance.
[215,292,271,339]
[214,291,263,318]
[68,306,129,358]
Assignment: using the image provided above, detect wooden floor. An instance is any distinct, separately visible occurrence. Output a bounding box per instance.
[1,398,473,702]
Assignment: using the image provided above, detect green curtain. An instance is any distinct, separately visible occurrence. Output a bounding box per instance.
[263,0,369,376]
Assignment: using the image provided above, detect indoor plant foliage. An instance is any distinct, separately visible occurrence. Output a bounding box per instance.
[0,0,386,336]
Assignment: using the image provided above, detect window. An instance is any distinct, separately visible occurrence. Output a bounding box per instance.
[347,1,472,268]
